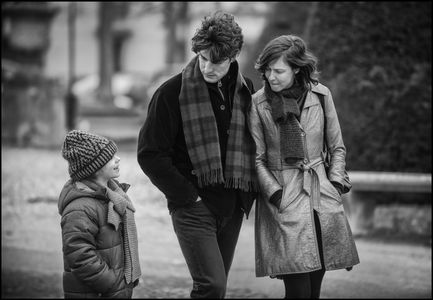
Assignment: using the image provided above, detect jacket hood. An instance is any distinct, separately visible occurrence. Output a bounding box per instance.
[58,179,130,215]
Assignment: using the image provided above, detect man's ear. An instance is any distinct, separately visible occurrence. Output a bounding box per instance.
[230,52,240,63]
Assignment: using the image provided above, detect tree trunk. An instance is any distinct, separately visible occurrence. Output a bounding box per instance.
[163,2,189,65]
[303,2,319,43]
[98,2,114,104]
[66,2,77,130]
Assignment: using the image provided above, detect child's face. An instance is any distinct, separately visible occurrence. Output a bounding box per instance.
[95,154,120,181]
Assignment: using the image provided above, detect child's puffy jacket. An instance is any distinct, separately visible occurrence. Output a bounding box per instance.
[58,179,136,298]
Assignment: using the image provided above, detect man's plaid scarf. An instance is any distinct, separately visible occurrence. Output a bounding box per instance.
[179,55,258,192]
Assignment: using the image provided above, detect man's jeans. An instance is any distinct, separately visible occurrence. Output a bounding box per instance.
[171,199,244,298]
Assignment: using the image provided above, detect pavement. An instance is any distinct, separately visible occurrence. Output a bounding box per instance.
[230,219,432,298]
[2,115,431,298]
[2,215,431,298]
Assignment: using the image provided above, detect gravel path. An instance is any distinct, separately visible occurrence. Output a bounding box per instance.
[2,146,431,298]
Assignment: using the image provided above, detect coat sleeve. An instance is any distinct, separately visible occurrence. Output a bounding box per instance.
[323,88,352,194]
[137,86,198,206]
[248,98,282,201]
[61,203,118,293]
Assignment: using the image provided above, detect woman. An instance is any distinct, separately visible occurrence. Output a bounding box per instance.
[248,35,359,298]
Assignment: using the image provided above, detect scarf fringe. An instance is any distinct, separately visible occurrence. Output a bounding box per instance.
[197,169,259,192]
[225,176,259,192]
[197,168,225,187]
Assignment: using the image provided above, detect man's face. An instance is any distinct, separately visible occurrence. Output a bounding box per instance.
[198,49,232,83]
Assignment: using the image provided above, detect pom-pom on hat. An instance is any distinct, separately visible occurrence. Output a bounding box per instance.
[62,130,118,181]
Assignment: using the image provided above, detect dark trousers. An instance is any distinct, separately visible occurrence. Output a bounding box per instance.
[281,210,326,299]
[171,200,244,298]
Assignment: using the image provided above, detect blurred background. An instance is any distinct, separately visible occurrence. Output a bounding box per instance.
[1,1,431,298]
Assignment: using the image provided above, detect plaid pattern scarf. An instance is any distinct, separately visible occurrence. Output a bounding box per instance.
[179,55,258,192]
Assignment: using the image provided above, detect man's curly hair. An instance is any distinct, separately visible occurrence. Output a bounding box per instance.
[191,11,243,63]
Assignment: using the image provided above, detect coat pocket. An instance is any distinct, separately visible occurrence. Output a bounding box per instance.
[279,170,304,212]
[321,178,342,204]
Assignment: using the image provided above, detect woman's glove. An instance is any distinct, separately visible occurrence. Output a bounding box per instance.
[269,189,283,209]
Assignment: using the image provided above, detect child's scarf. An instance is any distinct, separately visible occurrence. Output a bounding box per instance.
[105,180,141,285]
[179,55,258,192]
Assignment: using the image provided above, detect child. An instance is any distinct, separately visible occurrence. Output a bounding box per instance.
[58,130,141,298]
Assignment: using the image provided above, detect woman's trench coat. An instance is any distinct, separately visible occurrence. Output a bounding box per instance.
[248,83,360,277]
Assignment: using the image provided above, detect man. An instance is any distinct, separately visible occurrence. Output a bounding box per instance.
[137,11,258,298]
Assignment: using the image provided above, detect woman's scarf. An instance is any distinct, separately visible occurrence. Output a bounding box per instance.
[264,80,307,163]
[179,55,258,192]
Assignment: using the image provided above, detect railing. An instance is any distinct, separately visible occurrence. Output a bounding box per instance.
[344,171,432,235]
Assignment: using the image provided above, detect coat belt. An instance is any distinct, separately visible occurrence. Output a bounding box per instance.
[285,157,323,210]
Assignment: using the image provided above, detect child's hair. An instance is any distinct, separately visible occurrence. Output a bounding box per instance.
[62,130,117,181]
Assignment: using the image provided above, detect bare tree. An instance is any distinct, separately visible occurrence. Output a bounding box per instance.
[163,2,189,65]
[65,2,77,130]
[303,2,319,43]
[97,2,115,104]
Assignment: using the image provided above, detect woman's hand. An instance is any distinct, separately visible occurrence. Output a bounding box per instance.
[331,181,344,195]
[269,189,283,209]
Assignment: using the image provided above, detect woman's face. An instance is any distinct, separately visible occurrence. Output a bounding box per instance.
[265,55,299,92]
[95,154,120,181]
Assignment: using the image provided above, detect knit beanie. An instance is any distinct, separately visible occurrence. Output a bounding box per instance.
[62,130,118,181]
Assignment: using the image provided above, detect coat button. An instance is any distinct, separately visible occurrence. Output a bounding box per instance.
[303,159,308,163]
[220,104,225,110]
[301,132,306,137]
[191,170,196,175]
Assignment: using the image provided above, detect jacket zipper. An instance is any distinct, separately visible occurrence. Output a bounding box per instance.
[217,80,225,102]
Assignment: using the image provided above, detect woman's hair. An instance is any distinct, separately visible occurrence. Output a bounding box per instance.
[255,35,319,88]
[191,11,243,63]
